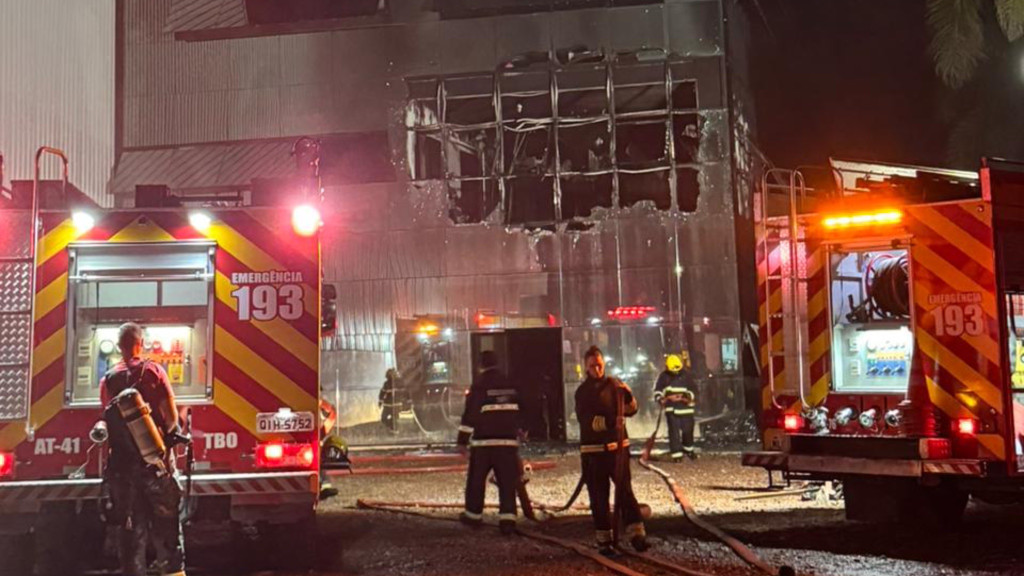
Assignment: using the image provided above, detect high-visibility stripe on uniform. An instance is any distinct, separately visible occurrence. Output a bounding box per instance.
[579,439,630,453]
[487,389,517,397]
[458,425,474,434]
[498,513,516,521]
[667,407,695,415]
[469,438,519,448]
[480,403,519,412]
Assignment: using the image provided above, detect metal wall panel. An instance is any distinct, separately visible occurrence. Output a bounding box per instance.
[0,0,116,205]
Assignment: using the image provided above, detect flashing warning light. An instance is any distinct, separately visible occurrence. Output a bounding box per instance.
[822,209,902,230]
[607,306,656,320]
[476,312,500,329]
[259,443,284,463]
[292,204,321,237]
[417,322,440,335]
[72,211,95,234]
[956,418,977,436]
[189,211,212,233]
[0,452,12,477]
[783,413,804,432]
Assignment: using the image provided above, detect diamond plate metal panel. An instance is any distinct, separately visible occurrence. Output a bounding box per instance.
[0,213,33,258]
[0,262,34,312]
[0,366,28,421]
[0,314,31,365]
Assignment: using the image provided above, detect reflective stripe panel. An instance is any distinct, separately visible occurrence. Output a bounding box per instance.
[498,513,517,521]
[579,439,630,453]
[664,387,691,393]
[480,403,520,412]
[458,425,474,434]
[487,389,517,397]
[668,408,695,415]
[470,438,520,447]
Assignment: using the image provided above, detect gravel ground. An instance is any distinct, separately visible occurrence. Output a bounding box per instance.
[299,450,1024,576]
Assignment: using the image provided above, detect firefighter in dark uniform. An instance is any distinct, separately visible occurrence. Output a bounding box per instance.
[458,350,521,535]
[653,353,697,461]
[99,323,187,576]
[576,346,649,556]
[379,368,402,433]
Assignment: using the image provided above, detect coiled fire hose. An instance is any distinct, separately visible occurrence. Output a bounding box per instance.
[639,407,794,576]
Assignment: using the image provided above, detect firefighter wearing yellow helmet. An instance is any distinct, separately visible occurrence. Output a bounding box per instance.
[653,352,697,461]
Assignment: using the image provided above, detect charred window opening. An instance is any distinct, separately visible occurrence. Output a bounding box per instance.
[558,122,612,174]
[449,128,497,179]
[677,167,700,212]
[505,126,552,176]
[673,114,701,164]
[506,176,555,225]
[406,65,709,225]
[449,178,500,224]
[562,174,613,219]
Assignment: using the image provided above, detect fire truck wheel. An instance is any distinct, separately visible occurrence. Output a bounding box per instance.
[269,514,317,572]
[907,482,968,527]
[32,502,78,576]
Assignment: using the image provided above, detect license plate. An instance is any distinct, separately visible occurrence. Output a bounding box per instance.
[256,411,315,433]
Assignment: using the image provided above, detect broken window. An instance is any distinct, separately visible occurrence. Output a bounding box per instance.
[677,167,700,213]
[506,176,555,225]
[406,64,708,224]
[449,178,499,224]
[561,174,613,219]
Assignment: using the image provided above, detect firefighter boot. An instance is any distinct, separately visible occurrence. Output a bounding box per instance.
[596,530,617,557]
[626,522,649,552]
[459,511,483,528]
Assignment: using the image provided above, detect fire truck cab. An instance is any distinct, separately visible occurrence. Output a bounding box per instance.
[0,151,324,572]
[744,158,1024,523]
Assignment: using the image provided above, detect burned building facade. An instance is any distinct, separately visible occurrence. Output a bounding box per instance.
[114,0,758,444]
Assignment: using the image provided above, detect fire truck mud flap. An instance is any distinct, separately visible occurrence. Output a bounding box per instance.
[741,451,788,471]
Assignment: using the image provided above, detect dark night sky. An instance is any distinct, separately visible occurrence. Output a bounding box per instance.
[748,0,946,169]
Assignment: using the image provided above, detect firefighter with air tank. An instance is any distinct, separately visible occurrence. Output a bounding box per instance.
[97,322,189,576]
[654,352,697,461]
[458,350,522,535]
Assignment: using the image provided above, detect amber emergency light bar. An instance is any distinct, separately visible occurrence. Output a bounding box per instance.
[821,209,902,230]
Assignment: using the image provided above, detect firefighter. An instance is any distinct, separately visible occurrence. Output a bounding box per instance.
[576,346,648,556]
[458,350,521,535]
[379,368,402,433]
[99,323,186,576]
[654,353,697,461]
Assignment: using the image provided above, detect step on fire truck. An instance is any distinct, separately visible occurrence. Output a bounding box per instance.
[743,158,1024,523]
[0,148,324,573]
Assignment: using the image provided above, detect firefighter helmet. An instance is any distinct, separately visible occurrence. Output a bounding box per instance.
[666,354,683,373]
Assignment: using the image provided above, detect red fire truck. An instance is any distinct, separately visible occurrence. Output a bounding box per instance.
[743,158,1024,523]
[0,149,324,572]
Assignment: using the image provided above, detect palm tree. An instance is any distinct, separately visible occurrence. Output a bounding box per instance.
[927,0,1024,167]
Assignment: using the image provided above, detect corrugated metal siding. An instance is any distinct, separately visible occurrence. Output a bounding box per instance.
[0,0,116,206]
[110,139,294,194]
[165,0,247,33]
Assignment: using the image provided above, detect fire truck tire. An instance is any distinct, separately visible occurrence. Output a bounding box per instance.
[907,482,968,527]
[269,514,317,572]
[32,502,79,576]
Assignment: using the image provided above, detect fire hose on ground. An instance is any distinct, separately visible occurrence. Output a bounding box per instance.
[353,406,795,576]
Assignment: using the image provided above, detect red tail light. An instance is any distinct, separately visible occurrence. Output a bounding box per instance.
[256,442,316,469]
[0,452,13,477]
[783,414,804,432]
[956,418,977,436]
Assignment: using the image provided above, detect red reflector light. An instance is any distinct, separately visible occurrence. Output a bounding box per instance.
[0,452,13,477]
[256,442,316,469]
[783,414,804,432]
[956,418,977,436]
[299,445,315,467]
